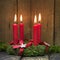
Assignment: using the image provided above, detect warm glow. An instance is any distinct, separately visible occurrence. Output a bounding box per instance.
[20,14,23,22]
[38,13,41,22]
[14,14,17,22]
[34,15,37,23]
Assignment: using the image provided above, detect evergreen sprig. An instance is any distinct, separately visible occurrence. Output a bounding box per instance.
[23,45,46,57]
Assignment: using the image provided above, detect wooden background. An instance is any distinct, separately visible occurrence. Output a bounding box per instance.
[55,0,60,45]
[0,0,60,45]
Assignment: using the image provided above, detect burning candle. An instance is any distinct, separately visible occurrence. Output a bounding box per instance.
[19,14,24,42]
[37,13,42,44]
[33,15,38,46]
[13,14,18,44]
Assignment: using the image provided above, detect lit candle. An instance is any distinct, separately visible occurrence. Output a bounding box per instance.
[19,14,24,44]
[33,15,38,46]
[13,14,18,44]
[37,13,42,44]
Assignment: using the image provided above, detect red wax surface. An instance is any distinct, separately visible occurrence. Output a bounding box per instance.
[19,23,24,40]
[13,24,18,44]
[33,24,38,46]
[37,23,42,44]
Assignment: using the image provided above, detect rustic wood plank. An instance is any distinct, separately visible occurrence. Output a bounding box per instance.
[0,0,16,42]
[55,0,60,45]
[21,56,49,60]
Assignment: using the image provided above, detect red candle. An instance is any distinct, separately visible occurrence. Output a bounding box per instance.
[13,14,18,44]
[19,15,24,41]
[37,13,42,44]
[33,15,38,46]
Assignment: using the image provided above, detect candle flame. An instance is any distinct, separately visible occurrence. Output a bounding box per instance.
[38,13,41,22]
[14,14,17,22]
[34,15,37,23]
[20,14,23,22]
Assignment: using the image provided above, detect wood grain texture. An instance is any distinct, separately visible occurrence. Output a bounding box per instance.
[0,0,16,42]
[55,0,60,45]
